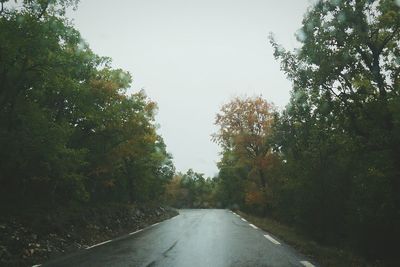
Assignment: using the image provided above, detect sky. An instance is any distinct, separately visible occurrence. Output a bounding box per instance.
[67,0,313,177]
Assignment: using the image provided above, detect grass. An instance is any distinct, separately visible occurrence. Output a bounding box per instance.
[236,211,381,267]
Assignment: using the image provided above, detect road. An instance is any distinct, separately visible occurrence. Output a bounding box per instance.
[42,209,316,267]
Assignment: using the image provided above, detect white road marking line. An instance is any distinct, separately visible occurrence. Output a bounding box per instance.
[263,234,281,245]
[300,260,315,267]
[81,219,169,251]
[241,218,247,222]
[86,239,112,249]
[129,229,143,235]
[32,265,41,267]
[249,223,258,229]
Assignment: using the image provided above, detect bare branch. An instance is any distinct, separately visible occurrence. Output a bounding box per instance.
[37,0,50,19]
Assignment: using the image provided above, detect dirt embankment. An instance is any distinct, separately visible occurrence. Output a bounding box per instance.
[0,204,178,266]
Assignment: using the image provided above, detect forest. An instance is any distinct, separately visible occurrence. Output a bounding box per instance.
[209,0,400,264]
[0,0,175,207]
[1,0,399,266]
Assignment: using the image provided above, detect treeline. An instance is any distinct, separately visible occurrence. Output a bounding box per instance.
[0,0,174,207]
[213,0,400,264]
[164,169,220,208]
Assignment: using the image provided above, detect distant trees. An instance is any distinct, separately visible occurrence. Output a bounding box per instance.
[214,0,400,263]
[164,170,218,208]
[0,0,174,207]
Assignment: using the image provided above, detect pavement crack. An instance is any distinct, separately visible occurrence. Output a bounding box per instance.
[162,240,178,257]
[145,240,178,267]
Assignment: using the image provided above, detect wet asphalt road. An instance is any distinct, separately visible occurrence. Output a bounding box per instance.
[43,209,315,267]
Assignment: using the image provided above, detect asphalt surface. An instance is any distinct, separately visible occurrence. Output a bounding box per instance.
[42,209,316,267]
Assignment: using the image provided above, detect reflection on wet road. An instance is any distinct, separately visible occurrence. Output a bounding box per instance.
[44,209,315,267]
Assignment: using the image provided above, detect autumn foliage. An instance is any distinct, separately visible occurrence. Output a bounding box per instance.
[0,1,174,207]
[214,0,400,264]
[164,170,219,208]
[212,96,277,213]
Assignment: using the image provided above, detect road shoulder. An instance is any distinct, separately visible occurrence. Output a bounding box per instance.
[236,211,376,267]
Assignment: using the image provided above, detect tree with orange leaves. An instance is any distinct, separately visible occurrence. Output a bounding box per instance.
[212,96,276,189]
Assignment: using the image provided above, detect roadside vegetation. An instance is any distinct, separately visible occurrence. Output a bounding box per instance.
[0,0,174,209]
[211,1,400,266]
[237,211,378,267]
[0,1,175,265]
[1,0,399,266]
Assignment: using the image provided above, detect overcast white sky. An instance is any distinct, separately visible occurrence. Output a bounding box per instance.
[67,0,313,177]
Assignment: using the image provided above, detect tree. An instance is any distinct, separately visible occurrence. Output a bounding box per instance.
[0,0,96,204]
[164,170,218,208]
[212,96,276,189]
[212,96,278,213]
[270,0,400,261]
[0,0,175,207]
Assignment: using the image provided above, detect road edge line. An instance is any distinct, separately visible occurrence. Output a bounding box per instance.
[263,234,281,245]
[300,260,315,267]
[86,239,112,249]
[129,228,144,235]
[249,223,258,229]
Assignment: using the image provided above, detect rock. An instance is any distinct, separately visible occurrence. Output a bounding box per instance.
[0,204,178,266]
[136,210,143,217]
[66,243,80,252]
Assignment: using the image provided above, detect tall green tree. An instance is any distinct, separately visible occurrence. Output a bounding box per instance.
[0,0,174,207]
[270,0,400,261]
